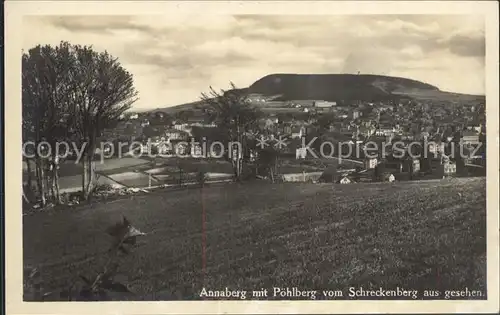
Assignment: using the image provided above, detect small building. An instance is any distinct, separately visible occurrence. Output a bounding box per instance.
[403,158,420,174]
[383,173,396,182]
[314,100,337,108]
[174,142,189,156]
[338,175,353,184]
[173,123,190,132]
[375,125,396,137]
[290,126,306,139]
[365,157,378,170]
[190,143,204,158]
[427,141,443,156]
[443,161,457,175]
[296,147,307,159]
[462,130,480,145]
[164,129,189,141]
[472,124,482,133]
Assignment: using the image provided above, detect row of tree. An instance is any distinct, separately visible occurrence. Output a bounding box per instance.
[22,42,138,205]
[23,42,286,207]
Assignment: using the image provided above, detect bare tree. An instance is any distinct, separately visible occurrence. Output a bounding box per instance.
[64,44,138,200]
[200,83,260,180]
[22,43,74,204]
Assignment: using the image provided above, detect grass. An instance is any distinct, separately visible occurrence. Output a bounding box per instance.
[23,177,486,300]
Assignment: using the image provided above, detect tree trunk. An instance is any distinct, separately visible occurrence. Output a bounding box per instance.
[82,155,89,199]
[35,156,47,207]
[52,156,61,204]
[25,158,33,191]
[82,140,97,201]
[84,155,96,200]
[235,118,242,180]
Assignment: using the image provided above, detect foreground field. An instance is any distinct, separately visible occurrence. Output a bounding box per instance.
[23,177,486,300]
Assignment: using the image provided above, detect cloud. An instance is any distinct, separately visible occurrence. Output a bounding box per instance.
[40,15,160,35]
[22,14,485,109]
[446,34,485,57]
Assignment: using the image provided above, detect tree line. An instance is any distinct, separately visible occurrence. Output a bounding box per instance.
[22,42,138,206]
[23,42,285,208]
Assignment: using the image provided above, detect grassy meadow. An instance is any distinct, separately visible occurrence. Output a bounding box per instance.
[23,177,486,300]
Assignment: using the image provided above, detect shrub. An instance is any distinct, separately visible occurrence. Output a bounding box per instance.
[24,216,146,301]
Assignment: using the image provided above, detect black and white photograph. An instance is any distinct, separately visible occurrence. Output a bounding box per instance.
[4,1,499,314]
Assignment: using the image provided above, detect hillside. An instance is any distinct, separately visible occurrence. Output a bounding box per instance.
[24,178,486,300]
[247,73,438,102]
[153,73,484,114]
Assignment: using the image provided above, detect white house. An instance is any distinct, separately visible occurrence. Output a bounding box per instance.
[375,125,396,136]
[365,157,378,170]
[339,176,352,184]
[290,126,306,139]
[296,147,307,159]
[462,130,480,146]
[164,128,188,141]
[384,173,396,182]
[314,100,336,108]
[190,143,204,158]
[472,124,482,133]
[443,161,457,175]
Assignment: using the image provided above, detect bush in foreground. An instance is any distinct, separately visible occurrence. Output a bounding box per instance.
[24,216,146,301]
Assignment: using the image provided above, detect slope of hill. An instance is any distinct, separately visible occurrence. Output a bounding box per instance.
[24,178,485,300]
[248,73,439,102]
[152,73,484,114]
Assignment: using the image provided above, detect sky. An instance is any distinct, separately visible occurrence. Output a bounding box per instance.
[22,15,485,110]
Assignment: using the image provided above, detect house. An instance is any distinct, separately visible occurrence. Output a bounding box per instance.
[259,118,278,130]
[314,100,336,108]
[190,122,217,128]
[383,173,396,182]
[296,147,307,159]
[338,175,354,184]
[190,143,204,158]
[173,122,190,131]
[164,128,189,141]
[421,131,430,140]
[427,141,443,156]
[461,130,480,145]
[352,110,361,120]
[375,124,396,136]
[290,126,306,139]
[156,140,172,155]
[403,158,420,173]
[247,94,266,103]
[174,142,189,156]
[443,161,457,175]
[364,157,378,170]
[141,119,150,127]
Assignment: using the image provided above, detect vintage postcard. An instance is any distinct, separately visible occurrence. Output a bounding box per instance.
[4,1,499,314]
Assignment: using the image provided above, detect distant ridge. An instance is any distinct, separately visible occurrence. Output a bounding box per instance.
[247,73,439,102]
[151,73,484,113]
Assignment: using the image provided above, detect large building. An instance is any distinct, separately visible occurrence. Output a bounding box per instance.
[313,100,337,108]
[462,130,480,145]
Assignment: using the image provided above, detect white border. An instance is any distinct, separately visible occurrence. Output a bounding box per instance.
[5,1,499,314]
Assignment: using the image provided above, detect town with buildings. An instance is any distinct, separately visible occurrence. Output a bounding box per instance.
[98,93,486,186]
[19,12,491,304]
